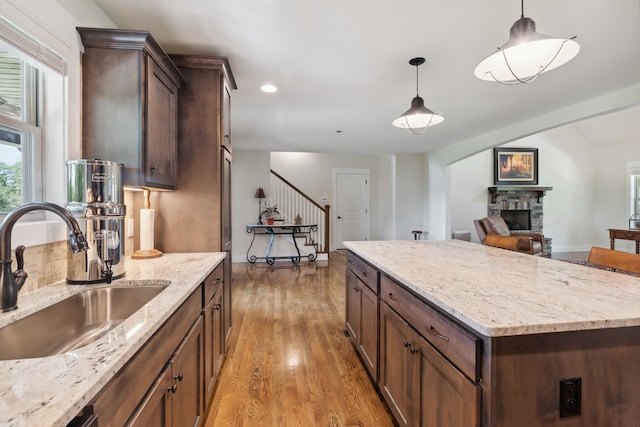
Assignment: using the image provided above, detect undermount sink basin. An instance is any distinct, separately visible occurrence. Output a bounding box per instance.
[0,283,169,360]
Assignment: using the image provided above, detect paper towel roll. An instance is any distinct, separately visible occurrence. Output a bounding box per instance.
[140,208,155,251]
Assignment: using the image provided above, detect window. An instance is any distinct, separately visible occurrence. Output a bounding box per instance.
[627,161,640,228]
[0,49,42,214]
[631,169,640,216]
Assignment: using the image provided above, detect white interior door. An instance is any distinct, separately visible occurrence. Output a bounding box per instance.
[334,169,370,249]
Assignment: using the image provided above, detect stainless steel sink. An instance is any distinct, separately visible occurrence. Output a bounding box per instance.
[0,284,168,360]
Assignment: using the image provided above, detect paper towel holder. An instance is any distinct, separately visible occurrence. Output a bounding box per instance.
[132,188,163,259]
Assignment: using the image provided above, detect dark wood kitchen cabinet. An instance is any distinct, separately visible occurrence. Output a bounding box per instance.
[77,28,184,190]
[346,249,481,427]
[345,251,379,381]
[127,317,204,427]
[378,274,480,427]
[203,264,225,406]
[90,288,203,427]
[221,148,232,345]
[379,302,479,427]
[155,54,236,349]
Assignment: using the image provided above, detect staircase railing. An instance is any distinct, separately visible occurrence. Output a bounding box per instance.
[270,169,330,254]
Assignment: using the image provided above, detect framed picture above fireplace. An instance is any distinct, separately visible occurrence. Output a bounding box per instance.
[494,147,538,185]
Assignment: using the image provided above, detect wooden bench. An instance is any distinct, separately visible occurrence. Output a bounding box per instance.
[587,246,640,274]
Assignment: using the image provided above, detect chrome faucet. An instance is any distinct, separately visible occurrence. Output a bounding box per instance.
[1,202,89,312]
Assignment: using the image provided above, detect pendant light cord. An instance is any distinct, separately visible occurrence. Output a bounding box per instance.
[520,0,524,19]
[415,63,419,97]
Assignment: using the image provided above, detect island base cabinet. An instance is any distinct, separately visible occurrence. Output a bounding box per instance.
[345,267,378,381]
[417,332,480,427]
[483,327,640,427]
[380,302,480,427]
[379,302,414,425]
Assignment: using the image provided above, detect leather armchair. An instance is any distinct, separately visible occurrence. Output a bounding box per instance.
[474,216,544,255]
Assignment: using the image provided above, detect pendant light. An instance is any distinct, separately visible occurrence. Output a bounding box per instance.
[474,0,580,84]
[392,57,444,135]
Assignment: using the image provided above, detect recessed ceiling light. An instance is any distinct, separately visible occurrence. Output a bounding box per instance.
[260,84,278,93]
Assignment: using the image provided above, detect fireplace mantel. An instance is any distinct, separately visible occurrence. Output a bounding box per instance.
[488,186,553,203]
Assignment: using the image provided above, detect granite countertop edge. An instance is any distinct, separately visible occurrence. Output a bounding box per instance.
[344,240,640,338]
[0,252,225,427]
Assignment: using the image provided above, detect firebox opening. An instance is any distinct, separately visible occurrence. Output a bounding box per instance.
[500,210,531,231]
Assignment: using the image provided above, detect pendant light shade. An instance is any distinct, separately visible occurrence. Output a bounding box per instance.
[474,1,580,84]
[392,57,444,135]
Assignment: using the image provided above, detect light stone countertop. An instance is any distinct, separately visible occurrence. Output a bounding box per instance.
[0,252,225,427]
[344,240,640,337]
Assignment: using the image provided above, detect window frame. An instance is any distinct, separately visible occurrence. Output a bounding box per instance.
[0,48,43,216]
[627,161,640,219]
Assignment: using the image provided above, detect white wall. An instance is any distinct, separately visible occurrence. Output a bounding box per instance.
[594,141,640,252]
[449,150,491,243]
[426,85,640,247]
[448,121,640,253]
[231,150,271,262]
[395,154,424,240]
[376,155,395,240]
[271,151,381,243]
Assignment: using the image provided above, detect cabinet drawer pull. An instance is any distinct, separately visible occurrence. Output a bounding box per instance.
[361,271,368,277]
[388,293,400,302]
[174,373,184,381]
[214,303,222,310]
[403,341,411,348]
[169,384,178,393]
[410,346,419,354]
[429,325,450,342]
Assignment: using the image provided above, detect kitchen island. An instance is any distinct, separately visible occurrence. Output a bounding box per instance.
[0,252,225,427]
[345,240,640,427]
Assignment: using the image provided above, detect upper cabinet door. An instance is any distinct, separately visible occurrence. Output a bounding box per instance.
[221,80,232,152]
[78,28,183,190]
[145,57,178,188]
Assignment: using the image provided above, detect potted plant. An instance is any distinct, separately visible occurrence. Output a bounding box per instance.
[261,204,280,225]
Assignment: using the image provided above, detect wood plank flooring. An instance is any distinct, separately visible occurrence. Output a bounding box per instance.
[204,253,394,426]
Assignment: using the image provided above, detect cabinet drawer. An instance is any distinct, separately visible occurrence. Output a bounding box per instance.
[346,251,378,293]
[203,264,224,304]
[380,274,480,381]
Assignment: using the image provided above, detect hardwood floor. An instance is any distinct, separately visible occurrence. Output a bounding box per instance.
[204,252,394,427]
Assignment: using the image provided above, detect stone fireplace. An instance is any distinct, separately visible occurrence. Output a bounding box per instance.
[487,186,553,255]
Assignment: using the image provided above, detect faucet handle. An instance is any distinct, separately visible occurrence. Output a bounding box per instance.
[13,245,28,291]
[15,245,25,270]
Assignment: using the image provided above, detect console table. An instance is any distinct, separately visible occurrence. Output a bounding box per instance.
[246,224,318,264]
[608,228,640,254]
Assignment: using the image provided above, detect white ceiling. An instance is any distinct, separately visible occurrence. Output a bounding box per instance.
[94,0,640,154]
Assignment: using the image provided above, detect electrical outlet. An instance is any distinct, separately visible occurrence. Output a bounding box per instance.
[559,378,581,417]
